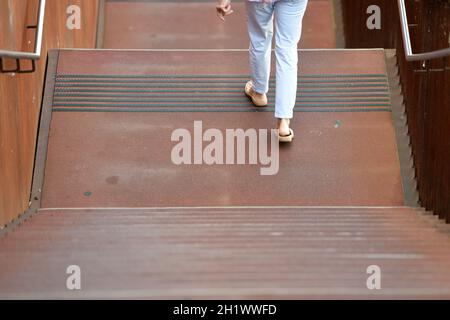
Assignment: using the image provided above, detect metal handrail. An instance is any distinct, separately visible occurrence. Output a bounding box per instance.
[398,0,450,61]
[0,0,46,72]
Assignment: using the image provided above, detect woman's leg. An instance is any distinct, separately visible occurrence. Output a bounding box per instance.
[245,1,275,95]
[274,0,308,119]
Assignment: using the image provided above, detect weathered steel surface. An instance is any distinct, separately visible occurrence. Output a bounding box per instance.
[55,50,388,76]
[2,0,448,300]
[37,50,404,208]
[1,207,450,299]
[2,48,436,299]
[341,0,450,223]
[41,110,403,208]
[102,0,336,49]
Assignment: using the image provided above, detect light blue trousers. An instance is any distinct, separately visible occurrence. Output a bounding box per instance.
[246,0,308,119]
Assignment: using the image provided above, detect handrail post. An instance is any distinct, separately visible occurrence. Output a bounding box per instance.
[34,0,46,59]
[398,0,413,59]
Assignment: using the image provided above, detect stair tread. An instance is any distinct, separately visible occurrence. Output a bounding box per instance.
[2,207,450,299]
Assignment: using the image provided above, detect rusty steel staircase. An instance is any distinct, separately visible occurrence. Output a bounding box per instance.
[1,48,450,299]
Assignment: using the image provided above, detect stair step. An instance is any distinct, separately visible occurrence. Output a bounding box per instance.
[1,207,450,299]
[38,49,405,209]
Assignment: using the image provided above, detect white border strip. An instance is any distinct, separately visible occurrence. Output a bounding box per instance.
[37,205,416,212]
[57,48,386,52]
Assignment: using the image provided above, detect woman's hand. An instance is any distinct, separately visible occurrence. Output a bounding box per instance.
[216,0,234,21]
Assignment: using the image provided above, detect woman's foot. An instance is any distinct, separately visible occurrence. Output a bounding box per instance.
[245,81,268,107]
[277,118,294,142]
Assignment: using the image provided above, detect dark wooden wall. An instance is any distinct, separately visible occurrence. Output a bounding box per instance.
[341,0,450,222]
[0,0,100,227]
[342,0,399,48]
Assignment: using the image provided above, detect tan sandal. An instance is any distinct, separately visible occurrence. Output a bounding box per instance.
[278,128,295,143]
[244,81,268,107]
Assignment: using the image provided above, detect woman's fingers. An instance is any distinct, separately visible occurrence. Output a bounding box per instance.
[222,4,232,13]
[216,3,234,21]
[216,7,225,21]
[217,11,225,21]
[216,5,232,14]
[224,6,234,15]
